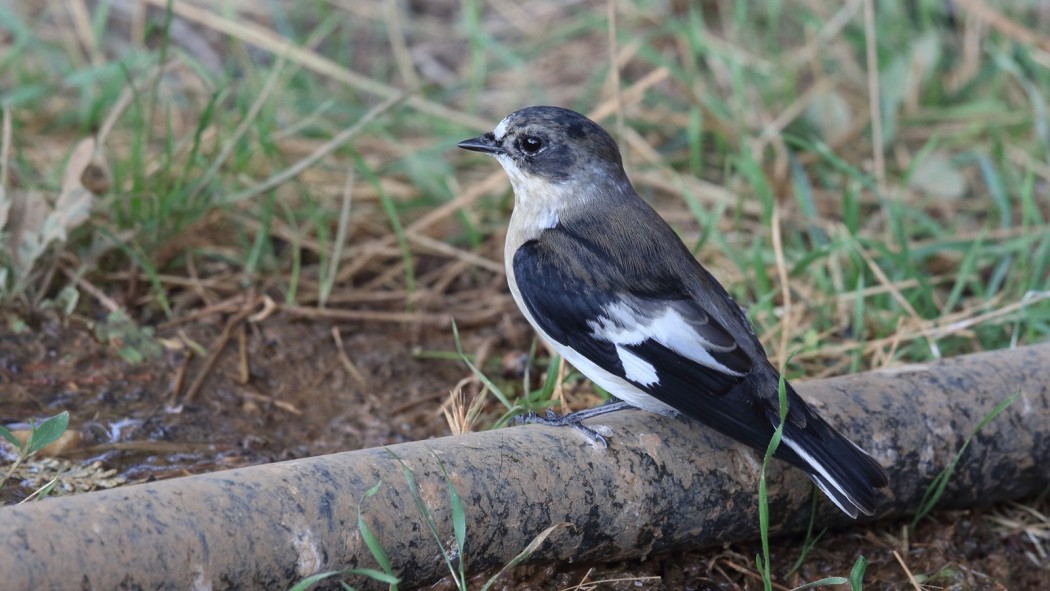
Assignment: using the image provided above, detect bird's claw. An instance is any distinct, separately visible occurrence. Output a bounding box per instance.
[513,408,609,448]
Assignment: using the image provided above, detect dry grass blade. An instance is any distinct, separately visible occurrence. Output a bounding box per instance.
[986,500,1050,566]
[479,522,574,591]
[787,0,864,67]
[440,377,488,436]
[281,304,459,325]
[771,202,792,370]
[606,0,625,156]
[893,549,924,591]
[331,326,369,389]
[64,0,103,66]
[319,169,355,308]
[852,241,942,359]
[589,67,670,122]
[717,558,792,591]
[381,0,420,88]
[225,88,413,204]
[140,0,490,130]
[183,299,259,403]
[194,56,287,202]
[0,107,10,225]
[954,0,1050,52]
[157,297,246,330]
[62,266,120,314]
[560,574,662,591]
[863,0,886,195]
[404,231,503,273]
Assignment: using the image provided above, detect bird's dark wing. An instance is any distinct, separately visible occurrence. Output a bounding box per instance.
[512,224,754,402]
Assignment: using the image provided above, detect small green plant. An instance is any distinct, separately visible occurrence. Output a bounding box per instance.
[848,555,868,591]
[388,451,466,589]
[756,376,850,591]
[450,319,576,430]
[92,309,164,364]
[911,390,1021,526]
[755,374,789,591]
[790,576,849,590]
[451,320,514,414]
[0,411,70,492]
[386,449,570,591]
[287,481,400,591]
[785,489,827,577]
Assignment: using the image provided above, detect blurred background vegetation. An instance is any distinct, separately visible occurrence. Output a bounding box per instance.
[2,0,1048,373]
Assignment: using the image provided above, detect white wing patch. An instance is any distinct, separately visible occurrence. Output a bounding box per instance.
[588,302,745,381]
[615,345,659,386]
[556,344,678,415]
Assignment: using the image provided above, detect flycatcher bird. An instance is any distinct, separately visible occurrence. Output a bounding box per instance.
[458,106,888,518]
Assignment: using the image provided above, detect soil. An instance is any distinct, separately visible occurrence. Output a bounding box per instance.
[0,312,462,484]
[1,311,1044,590]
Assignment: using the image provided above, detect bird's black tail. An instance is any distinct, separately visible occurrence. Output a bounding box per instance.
[773,385,890,518]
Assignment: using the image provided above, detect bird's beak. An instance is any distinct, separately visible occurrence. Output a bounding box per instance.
[457,133,502,155]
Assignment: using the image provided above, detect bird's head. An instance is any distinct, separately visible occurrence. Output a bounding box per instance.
[458,106,628,210]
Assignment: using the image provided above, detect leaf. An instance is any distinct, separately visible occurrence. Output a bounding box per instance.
[94,310,164,364]
[8,189,50,270]
[26,411,70,455]
[356,480,396,587]
[849,555,868,591]
[44,138,96,244]
[908,151,967,200]
[41,285,80,315]
[18,474,60,504]
[0,183,9,230]
[435,458,467,565]
[0,424,23,449]
[357,516,393,580]
[287,570,342,591]
[60,138,95,199]
[345,568,399,584]
[805,89,853,142]
[452,320,512,410]
[909,33,942,85]
[791,577,848,590]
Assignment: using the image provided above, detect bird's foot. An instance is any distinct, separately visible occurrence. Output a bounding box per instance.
[514,409,609,447]
[512,401,634,448]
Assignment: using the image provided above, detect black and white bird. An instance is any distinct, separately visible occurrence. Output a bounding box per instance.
[458,106,889,518]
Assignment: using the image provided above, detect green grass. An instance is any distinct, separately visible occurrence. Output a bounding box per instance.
[287,480,400,591]
[0,410,69,500]
[911,389,1022,527]
[2,0,1049,587]
[365,450,569,591]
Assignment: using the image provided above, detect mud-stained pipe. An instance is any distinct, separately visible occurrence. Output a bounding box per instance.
[1,344,1048,590]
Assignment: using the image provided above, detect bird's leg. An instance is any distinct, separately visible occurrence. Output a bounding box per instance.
[514,400,635,447]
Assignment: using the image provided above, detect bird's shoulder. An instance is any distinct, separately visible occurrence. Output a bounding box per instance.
[519,200,758,340]
[512,205,758,380]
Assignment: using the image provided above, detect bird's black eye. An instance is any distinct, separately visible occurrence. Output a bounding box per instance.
[518,135,544,155]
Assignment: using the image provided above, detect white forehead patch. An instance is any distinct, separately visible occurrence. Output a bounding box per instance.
[492,115,512,141]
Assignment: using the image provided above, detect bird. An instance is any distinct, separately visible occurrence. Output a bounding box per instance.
[457,106,889,518]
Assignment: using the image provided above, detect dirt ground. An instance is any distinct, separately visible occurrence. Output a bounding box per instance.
[1,310,1045,590]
